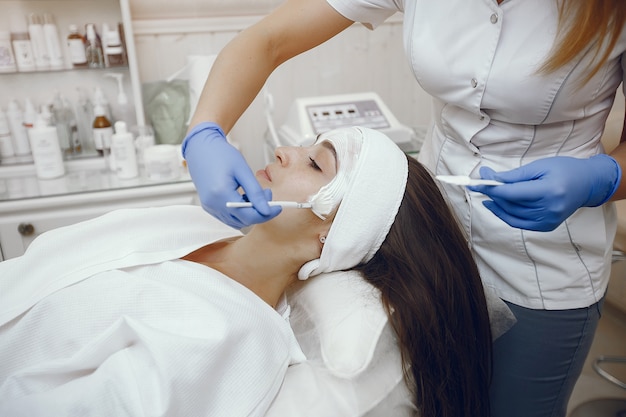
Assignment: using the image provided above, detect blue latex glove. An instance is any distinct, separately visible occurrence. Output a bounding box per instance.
[469,154,621,232]
[182,122,282,229]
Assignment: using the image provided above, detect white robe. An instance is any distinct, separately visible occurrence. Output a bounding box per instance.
[0,205,305,417]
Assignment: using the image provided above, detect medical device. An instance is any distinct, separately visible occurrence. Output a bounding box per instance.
[264,91,417,164]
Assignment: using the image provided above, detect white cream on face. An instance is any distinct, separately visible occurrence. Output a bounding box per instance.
[307,129,363,219]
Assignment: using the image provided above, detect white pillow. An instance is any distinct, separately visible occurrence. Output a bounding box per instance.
[287,270,388,377]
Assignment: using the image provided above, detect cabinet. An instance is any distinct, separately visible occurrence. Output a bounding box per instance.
[0,0,195,261]
[0,158,198,260]
[1,0,145,140]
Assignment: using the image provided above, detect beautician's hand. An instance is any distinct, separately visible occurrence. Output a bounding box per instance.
[470,155,621,232]
[182,122,282,229]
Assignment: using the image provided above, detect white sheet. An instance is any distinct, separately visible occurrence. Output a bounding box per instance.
[0,206,305,417]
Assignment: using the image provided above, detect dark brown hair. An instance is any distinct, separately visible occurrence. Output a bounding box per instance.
[541,0,626,83]
[356,157,492,417]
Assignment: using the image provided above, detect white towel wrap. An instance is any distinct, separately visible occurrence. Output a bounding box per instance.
[298,126,408,280]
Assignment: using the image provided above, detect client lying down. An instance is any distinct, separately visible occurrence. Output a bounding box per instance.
[0,126,493,417]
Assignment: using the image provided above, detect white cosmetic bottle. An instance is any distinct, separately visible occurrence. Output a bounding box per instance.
[6,99,32,156]
[0,31,17,73]
[43,13,64,70]
[27,113,65,179]
[27,13,50,71]
[0,109,16,159]
[110,121,138,179]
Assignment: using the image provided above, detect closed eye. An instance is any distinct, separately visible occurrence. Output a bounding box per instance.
[309,157,321,171]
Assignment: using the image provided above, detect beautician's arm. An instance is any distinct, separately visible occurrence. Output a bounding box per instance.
[183,0,353,229]
[190,0,353,132]
[608,103,626,200]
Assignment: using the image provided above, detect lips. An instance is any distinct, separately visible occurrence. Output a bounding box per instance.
[257,168,271,182]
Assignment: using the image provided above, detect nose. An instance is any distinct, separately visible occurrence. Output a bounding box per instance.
[274,146,303,166]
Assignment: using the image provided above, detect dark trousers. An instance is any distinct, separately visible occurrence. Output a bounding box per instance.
[490,298,604,417]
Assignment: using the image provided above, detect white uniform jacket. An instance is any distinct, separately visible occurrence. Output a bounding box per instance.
[328,0,626,309]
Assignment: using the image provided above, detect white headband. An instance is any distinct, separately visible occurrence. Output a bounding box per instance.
[298,126,409,280]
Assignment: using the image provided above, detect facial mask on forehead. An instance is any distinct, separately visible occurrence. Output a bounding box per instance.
[307,130,363,219]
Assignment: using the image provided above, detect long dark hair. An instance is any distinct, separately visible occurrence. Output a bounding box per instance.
[356,156,492,417]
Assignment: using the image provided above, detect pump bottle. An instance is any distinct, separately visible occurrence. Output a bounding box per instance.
[27,112,65,179]
[104,72,134,128]
[111,121,138,179]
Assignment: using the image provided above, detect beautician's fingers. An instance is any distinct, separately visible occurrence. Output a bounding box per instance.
[234,168,276,217]
[227,188,282,228]
[183,121,280,229]
[470,166,550,203]
[481,199,551,231]
[470,155,621,232]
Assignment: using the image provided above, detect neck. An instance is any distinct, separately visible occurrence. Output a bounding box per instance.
[182,230,310,308]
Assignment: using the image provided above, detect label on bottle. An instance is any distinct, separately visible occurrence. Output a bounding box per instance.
[0,40,17,72]
[93,126,113,150]
[30,131,65,179]
[12,40,36,71]
[67,38,87,65]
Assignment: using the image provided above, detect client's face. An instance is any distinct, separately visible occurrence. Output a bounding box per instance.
[258,142,338,208]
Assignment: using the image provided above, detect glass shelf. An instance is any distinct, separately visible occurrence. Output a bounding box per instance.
[0,65,129,76]
[0,156,191,202]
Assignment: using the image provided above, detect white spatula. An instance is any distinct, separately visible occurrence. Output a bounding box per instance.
[436,175,503,186]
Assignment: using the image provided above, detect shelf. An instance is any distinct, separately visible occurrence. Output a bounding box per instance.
[0,155,192,203]
[0,65,129,76]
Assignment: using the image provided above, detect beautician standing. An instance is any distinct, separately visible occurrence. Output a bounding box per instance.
[181,1,626,416]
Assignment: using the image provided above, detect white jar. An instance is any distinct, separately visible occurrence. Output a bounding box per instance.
[143,144,180,181]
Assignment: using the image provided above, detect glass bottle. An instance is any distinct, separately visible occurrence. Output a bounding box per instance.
[67,24,88,68]
[85,23,104,69]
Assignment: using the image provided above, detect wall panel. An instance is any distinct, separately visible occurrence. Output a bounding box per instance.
[132,12,433,170]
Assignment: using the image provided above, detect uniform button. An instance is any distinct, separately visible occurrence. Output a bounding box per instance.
[471,78,478,88]
[490,13,498,24]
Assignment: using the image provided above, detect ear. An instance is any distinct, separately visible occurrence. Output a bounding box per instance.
[316,222,331,248]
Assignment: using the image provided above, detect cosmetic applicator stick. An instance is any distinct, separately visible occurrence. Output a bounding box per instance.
[226,201,312,209]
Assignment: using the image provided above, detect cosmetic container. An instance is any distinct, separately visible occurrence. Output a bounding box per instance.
[27,13,49,70]
[111,121,138,179]
[27,113,65,179]
[6,99,32,156]
[43,13,64,70]
[0,31,17,73]
[0,109,16,159]
[66,25,88,68]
